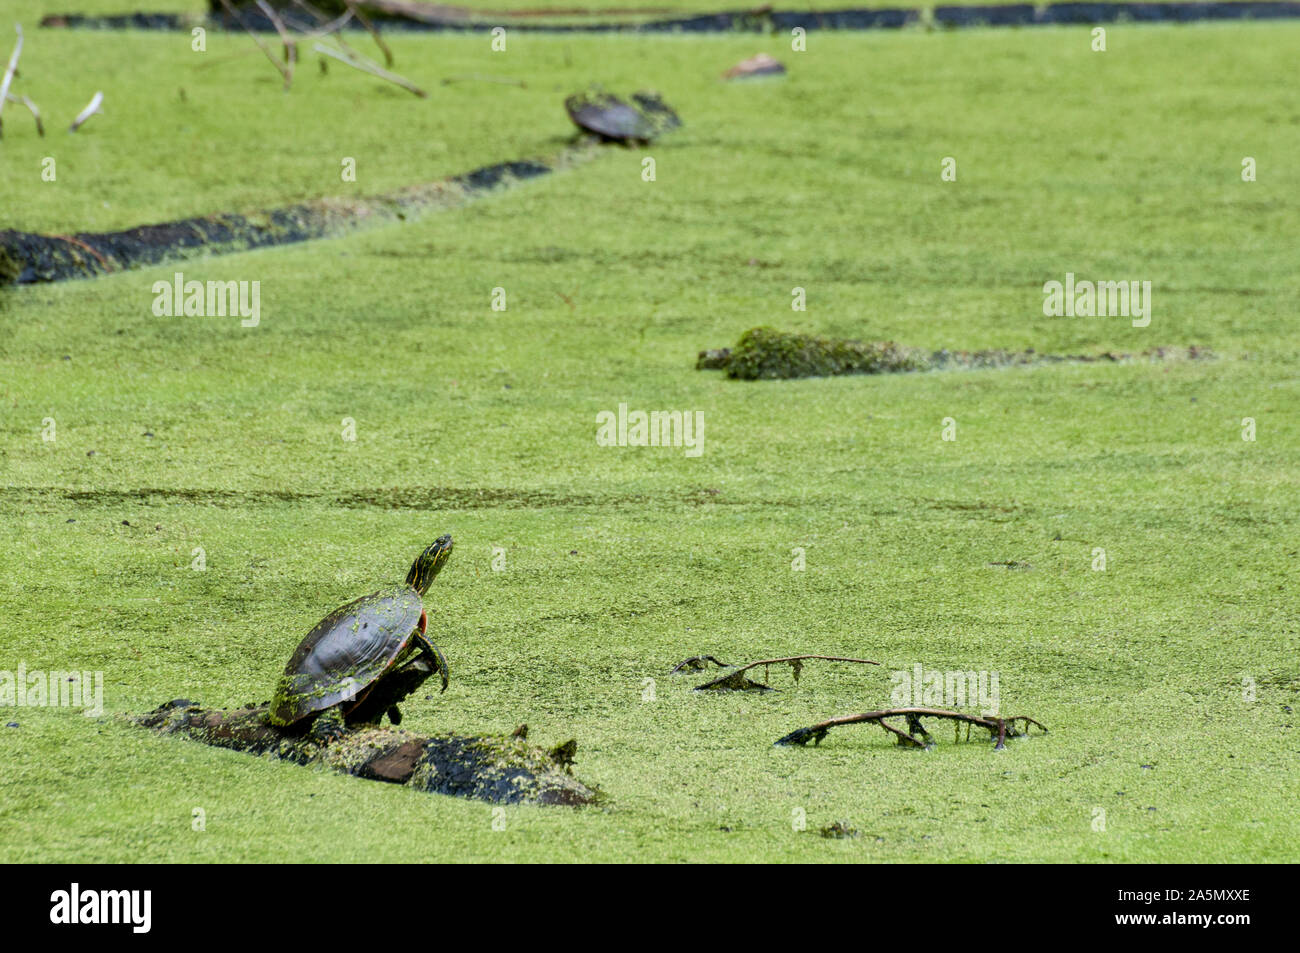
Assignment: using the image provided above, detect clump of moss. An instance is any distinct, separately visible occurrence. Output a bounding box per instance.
[819,819,860,839]
[719,327,928,380]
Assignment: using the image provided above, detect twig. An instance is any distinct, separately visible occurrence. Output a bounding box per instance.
[284,1,354,37]
[312,42,427,98]
[668,655,730,674]
[5,92,42,136]
[0,24,22,138]
[346,1,394,68]
[694,654,879,692]
[255,0,298,90]
[195,7,352,71]
[289,0,360,56]
[217,0,291,88]
[67,91,103,133]
[774,707,1048,751]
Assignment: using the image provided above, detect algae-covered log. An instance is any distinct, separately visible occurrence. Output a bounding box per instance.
[704,326,927,380]
[0,87,689,285]
[133,699,600,806]
[0,154,571,285]
[698,326,1213,381]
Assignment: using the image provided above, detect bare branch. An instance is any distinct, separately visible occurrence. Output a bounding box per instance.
[668,655,731,674]
[775,707,1049,751]
[312,41,427,98]
[5,92,42,136]
[694,654,879,692]
[346,1,394,68]
[0,24,23,138]
[68,91,103,133]
[196,5,350,72]
[289,0,359,50]
[217,0,291,88]
[255,0,298,90]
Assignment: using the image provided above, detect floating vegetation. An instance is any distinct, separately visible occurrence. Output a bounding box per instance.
[819,819,859,839]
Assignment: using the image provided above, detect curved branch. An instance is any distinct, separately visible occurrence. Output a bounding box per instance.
[669,655,730,674]
[217,0,291,88]
[0,25,22,137]
[775,707,1048,750]
[694,654,879,692]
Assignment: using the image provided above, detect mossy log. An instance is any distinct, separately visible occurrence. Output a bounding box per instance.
[704,327,927,380]
[133,699,600,806]
[698,326,1212,381]
[0,155,575,285]
[44,4,1300,34]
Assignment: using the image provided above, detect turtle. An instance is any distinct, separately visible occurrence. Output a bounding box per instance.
[564,89,681,145]
[269,536,454,743]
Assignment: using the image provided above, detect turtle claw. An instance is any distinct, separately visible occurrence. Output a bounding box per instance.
[433,642,450,693]
[414,631,450,693]
[387,705,403,726]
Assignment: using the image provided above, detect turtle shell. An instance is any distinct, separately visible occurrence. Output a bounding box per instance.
[565,91,656,142]
[269,586,424,727]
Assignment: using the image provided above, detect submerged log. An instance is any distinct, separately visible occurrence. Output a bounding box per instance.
[0,150,590,285]
[133,698,600,806]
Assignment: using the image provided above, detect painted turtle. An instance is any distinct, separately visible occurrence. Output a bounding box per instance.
[564,89,681,145]
[269,536,454,741]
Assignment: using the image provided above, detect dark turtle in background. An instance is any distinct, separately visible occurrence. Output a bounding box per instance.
[269,536,454,743]
[565,89,681,145]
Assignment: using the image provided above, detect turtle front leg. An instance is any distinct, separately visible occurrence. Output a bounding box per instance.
[412,610,450,693]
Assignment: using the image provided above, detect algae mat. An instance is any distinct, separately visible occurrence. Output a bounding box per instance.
[1,22,1297,863]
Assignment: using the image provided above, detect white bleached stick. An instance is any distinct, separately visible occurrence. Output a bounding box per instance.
[312,42,427,98]
[68,91,103,132]
[6,92,43,136]
[0,24,23,138]
[217,0,291,88]
[255,0,297,90]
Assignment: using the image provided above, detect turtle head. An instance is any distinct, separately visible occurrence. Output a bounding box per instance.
[406,535,453,595]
